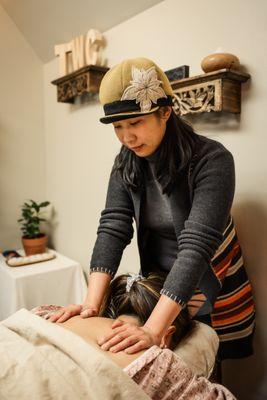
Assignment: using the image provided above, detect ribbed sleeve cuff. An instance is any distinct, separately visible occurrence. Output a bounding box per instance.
[90,266,115,278]
[160,288,187,308]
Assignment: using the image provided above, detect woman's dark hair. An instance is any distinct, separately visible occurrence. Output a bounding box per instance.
[111,108,202,196]
[99,272,194,349]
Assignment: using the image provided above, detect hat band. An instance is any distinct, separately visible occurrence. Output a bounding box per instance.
[103,95,173,116]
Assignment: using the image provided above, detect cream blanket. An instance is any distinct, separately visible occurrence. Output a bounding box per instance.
[0,308,149,400]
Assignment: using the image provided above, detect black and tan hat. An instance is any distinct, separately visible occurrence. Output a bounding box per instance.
[99,57,174,124]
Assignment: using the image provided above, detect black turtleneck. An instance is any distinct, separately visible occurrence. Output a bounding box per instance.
[141,151,178,272]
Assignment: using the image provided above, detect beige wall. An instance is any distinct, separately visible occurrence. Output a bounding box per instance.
[0,5,45,250]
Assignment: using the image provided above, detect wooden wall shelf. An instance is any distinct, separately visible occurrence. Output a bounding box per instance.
[51,65,109,103]
[170,69,250,116]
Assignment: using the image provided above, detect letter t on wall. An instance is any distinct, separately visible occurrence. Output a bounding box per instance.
[54,43,72,76]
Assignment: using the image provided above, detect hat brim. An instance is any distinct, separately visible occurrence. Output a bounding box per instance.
[99,106,160,124]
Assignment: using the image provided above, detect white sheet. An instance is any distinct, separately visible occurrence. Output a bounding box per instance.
[174,320,219,378]
[0,308,149,400]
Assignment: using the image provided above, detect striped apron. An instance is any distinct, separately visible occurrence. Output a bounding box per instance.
[209,214,256,360]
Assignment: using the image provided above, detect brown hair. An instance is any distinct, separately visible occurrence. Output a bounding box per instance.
[99,272,194,349]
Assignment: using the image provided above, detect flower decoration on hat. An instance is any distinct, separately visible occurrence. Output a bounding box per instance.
[121,66,167,112]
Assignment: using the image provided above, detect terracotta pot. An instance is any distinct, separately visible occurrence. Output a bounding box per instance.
[22,234,48,256]
[201,53,240,73]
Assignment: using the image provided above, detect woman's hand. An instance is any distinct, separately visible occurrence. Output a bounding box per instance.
[97,319,161,354]
[49,303,99,323]
[48,304,83,323]
[49,304,99,323]
[80,304,99,318]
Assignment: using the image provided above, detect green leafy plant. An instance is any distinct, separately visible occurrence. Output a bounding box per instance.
[18,200,50,239]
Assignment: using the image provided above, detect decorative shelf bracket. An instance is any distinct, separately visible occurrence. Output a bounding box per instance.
[51,65,109,103]
[170,69,250,116]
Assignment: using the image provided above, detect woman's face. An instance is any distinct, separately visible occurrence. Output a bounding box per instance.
[112,107,172,157]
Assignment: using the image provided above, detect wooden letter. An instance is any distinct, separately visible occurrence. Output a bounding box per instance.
[85,29,104,66]
[71,35,85,71]
[54,43,72,76]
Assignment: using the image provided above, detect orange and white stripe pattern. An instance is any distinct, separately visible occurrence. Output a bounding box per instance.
[210,215,256,343]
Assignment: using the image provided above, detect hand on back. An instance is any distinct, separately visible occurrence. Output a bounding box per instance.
[49,304,99,323]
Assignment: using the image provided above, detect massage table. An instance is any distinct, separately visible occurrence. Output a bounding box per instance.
[0,308,219,399]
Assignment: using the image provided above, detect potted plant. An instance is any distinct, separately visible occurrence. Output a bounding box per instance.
[18,199,50,256]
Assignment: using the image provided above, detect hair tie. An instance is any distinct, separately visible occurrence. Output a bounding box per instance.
[126,273,145,293]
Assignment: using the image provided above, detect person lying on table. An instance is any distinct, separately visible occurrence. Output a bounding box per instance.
[33,273,236,400]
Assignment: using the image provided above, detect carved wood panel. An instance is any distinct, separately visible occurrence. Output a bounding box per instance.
[170,69,250,116]
[172,80,222,115]
[51,65,109,103]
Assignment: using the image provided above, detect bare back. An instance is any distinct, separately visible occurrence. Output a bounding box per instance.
[57,315,146,368]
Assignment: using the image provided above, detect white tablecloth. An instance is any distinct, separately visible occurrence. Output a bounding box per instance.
[0,250,88,321]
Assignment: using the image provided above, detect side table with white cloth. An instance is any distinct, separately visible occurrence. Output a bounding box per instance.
[0,249,88,320]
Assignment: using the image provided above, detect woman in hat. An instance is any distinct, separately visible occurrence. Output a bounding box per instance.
[50,57,255,365]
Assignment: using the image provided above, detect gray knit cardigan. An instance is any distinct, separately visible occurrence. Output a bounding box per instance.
[90,134,235,313]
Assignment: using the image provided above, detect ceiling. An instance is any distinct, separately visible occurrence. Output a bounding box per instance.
[0,0,164,62]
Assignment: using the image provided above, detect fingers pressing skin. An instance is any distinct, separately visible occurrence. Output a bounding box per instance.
[48,310,65,322]
[98,324,160,354]
[56,312,72,323]
[49,310,70,323]
[111,319,125,329]
[100,332,128,351]
[48,303,97,322]
[124,340,147,354]
[48,304,83,323]
[98,325,129,346]
[109,336,138,352]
